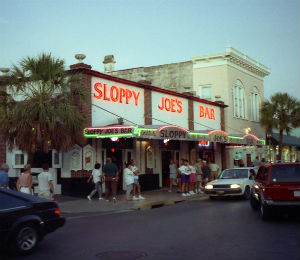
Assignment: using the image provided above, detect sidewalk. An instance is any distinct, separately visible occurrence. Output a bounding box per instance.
[56,188,207,214]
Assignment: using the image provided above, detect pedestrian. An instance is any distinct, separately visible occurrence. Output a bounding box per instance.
[87,163,103,201]
[202,160,211,187]
[0,163,10,189]
[176,159,183,193]
[168,159,177,192]
[253,156,260,167]
[16,164,33,195]
[103,157,119,203]
[130,159,145,200]
[209,160,220,180]
[260,158,266,166]
[178,159,191,197]
[38,163,55,200]
[195,159,203,193]
[123,162,135,201]
[189,160,197,195]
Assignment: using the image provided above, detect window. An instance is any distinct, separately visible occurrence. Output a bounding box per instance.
[233,80,246,118]
[250,87,260,122]
[198,85,212,101]
[12,150,28,168]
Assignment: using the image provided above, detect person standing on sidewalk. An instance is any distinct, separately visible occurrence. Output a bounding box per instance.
[38,163,55,200]
[202,160,211,187]
[103,157,119,203]
[178,159,191,197]
[0,163,10,189]
[168,159,177,192]
[195,159,203,193]
[209,160,220,180]
[87,163,103,201]
[123,162,135,201]
[130,159,145,200]
[188,160,197,195]
[16,164,33,195]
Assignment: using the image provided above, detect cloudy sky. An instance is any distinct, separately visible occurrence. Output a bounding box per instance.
[1,0,299,101]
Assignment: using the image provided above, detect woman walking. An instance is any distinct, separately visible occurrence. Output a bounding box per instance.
[16,164,33,195]
[123,162,135,201]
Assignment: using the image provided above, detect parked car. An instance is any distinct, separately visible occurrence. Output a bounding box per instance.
[204,167,257,199]
[250,163,300,220]
[0,188,65,255]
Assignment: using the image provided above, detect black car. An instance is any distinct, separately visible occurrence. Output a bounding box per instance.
[0,188,65,255]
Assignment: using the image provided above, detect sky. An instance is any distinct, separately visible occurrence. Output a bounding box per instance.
[1,0,299,102]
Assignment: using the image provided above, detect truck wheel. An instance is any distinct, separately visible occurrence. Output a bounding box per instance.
[260,203,272,221]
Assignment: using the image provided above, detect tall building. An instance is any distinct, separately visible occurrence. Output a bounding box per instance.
[110,46,271,168]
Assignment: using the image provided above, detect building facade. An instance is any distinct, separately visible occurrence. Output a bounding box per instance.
[110,46,271,168]
[0,61,265,195]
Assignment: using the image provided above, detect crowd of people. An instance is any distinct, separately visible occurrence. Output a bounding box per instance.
[1,155,268,202]
[0,162,55,200]
[168,158,220,197]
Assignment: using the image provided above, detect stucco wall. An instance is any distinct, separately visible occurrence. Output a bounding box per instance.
[111,61,193,92]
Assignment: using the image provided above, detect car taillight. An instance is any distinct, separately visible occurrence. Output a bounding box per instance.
[54,208,60,215]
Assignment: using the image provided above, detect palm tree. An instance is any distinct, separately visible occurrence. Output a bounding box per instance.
[260,92,300,162]
[0,53,87,158]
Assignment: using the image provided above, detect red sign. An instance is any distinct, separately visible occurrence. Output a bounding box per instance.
[199,105,216,120]
[158,97,183,113]
[93,82,141,106]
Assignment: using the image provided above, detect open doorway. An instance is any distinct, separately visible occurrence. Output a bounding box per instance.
[161,151,172,187]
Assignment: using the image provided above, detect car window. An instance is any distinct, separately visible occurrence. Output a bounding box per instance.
[0,192,29,211]
[220,169,248,179]
[270,165,300,183]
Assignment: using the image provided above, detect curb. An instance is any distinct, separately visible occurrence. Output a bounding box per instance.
[126,194,207,210]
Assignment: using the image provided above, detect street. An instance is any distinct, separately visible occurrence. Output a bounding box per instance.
[3,197,300,260]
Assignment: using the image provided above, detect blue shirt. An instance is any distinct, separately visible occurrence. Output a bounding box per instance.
[0,170,9,188]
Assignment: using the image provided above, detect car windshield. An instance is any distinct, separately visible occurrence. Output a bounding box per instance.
[220,169,249,179]
[270,164,300,183]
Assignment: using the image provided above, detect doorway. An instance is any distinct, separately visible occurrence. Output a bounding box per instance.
[161,151,172,187]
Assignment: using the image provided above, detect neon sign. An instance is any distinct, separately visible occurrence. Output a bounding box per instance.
[199,106,216,120]
[93,82,141,106]
[84,126,136,138]
[158,97,183,113]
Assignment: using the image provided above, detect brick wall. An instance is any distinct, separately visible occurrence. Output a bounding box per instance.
[144,89,152,125]
[0,82,7,164]
[188,99,194,130]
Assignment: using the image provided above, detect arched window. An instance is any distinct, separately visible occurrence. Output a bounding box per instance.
[250,87,260,122]
[233,80,245,118]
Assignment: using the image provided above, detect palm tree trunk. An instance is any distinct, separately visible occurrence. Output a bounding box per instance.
[278,129,283,162]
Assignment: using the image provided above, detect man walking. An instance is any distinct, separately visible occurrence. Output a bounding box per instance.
[38,163,55,200]
[103,157,119,203]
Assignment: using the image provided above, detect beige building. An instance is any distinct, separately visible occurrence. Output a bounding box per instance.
[109,46,271,168]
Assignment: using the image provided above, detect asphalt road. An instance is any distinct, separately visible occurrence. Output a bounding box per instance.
[3,197,300,260]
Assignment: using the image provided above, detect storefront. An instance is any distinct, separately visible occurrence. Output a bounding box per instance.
[266,133,300,163]
[3,64,266,196]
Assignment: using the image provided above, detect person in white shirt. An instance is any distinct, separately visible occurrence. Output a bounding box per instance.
[38,163,55,200]
[123,162,135,201]
[130,159,145,200]
[208,160,220,180]
[178,159,191,197]
[87,163,103,200]
[189,161,197,195]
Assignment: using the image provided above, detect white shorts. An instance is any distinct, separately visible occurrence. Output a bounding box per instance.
[20,187,32,195]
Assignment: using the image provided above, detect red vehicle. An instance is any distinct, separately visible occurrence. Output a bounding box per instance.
[250,163,300,220]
